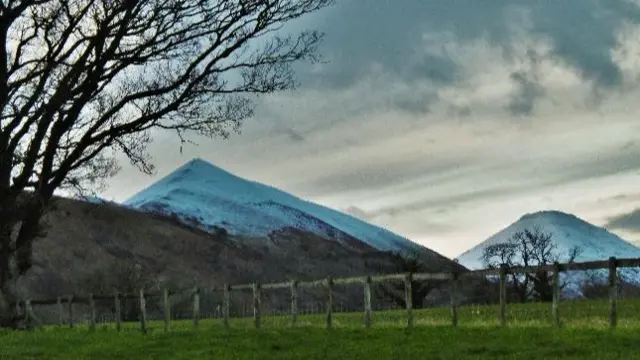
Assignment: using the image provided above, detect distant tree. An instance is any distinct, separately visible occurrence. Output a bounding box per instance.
[481,227,581,302]
[0,0,332,327]
[372,250,444,309]
[579,271,622,300]
[579,270,640,299]
[81,259,162,321]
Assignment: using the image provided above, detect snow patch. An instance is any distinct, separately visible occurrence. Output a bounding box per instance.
[122,158,427,254]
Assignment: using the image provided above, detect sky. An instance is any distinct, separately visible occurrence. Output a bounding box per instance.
[101,0,640,258]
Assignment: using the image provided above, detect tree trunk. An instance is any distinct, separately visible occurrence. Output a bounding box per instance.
[0,278,27,329]
[0,193,48,329]
[0,220,19,328]
[533,272,554,302]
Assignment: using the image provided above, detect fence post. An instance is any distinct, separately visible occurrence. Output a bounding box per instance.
[404,273,413,329]
[139,289,147,335]
[499,265,507,327]
[450,272,459,327]
[552,262,561,327]
[56,297,63,326]
[290,280,298,328]
[364,276,372,328]
[326,276,333,329]
[223,284,230,329]
[88,293,96,331]
[114,292,121,332]
[193,287,200,329]
[163,288,170,332]
[67,295,74,329]
[252,283,261,329]
[14,299,21,322]
[24,299,33,329]
[608,256,618,328]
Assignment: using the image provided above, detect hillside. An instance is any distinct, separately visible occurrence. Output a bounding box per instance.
[455,210,640,296]
[22,197,392,294]
[123,158,445,261]
[13,194,467,324]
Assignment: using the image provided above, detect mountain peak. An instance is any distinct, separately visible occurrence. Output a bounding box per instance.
[123,159,434,256]
[456,210,640,270]
[518,210,580,222]
[185,157,211,168]
[159,158,248,187]
[177,157,232,175]
[456,209,640,296]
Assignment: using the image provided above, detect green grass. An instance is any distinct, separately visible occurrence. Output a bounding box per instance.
[1,326,639,359]
[2,297,640,359]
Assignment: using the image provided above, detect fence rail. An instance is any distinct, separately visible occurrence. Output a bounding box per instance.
[12,256,640,332]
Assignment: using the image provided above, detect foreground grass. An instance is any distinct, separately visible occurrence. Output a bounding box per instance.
[2,297,639,359]
[1,326,638,360]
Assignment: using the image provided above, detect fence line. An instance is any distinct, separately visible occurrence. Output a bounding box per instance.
[13,256,640,333]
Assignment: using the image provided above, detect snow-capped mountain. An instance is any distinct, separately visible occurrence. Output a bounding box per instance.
[123,158,435,256]
[456,210,640,295]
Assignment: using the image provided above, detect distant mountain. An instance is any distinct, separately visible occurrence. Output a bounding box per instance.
[123,158,451,262]
[456,210,640,296]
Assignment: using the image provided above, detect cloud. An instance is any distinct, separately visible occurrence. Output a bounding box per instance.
[300,0,640,94]
[508,67,545,116]
[342,205,372,220]
[607,209,640,231]
[597,192,640,206]
[281,128,305,142]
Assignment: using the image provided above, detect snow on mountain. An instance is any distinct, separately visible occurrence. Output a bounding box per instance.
[122,158,430,255]
[455,210,640,296]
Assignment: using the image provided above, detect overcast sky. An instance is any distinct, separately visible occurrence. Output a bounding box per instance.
[101,0,640,258]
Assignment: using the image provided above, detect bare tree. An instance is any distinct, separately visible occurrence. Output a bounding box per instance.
[371,250,443,309]
[481,227,581,302]
[0,0,332,327]
[579,270,625,300]
[80,259,162,321]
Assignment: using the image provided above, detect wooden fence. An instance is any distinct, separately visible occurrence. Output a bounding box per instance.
[13,256,640,333]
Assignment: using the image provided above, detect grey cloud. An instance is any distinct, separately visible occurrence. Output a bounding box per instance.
[298,138,640,202]
[354,181,543,221]
[388,93,435,115]
[552,145,640,184]
[621,140,635,151]
[367,188,511,219]
[597,193,640,204]
[343,205,373,220]
[508,70,545,116]
[446,105,472,118]
[343,204,457,234]
[364,166,619,219]
[348,206,458,233]
[507,49,547,116]
[301,158,476,197]
[298,1,460,88]
[329,144,640,219]
[282,128,305,142]
[293,0,640,115]
[607,209,640,232]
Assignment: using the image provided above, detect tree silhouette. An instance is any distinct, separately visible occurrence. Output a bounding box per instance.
[372,250,443,309]
[481,227,581,302]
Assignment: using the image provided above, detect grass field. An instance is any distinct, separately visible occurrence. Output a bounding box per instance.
[1,298,639,359]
